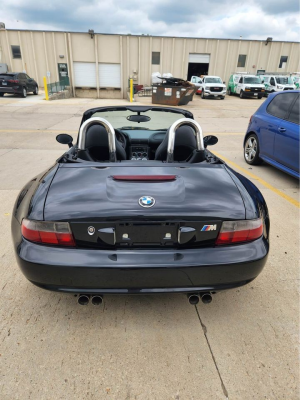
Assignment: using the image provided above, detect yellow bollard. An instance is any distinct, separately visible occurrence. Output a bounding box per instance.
[130,78,133,102]
[43,76,49,101]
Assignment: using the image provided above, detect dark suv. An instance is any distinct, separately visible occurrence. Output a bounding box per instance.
[0,72,38,98]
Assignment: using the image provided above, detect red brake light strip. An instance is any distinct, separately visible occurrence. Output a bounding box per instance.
[112,175,176,182]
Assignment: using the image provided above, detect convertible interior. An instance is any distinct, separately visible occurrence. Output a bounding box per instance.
[57,106,219,164]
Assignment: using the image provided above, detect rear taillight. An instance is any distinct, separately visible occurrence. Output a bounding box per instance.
[216,219,263,245]
[21,219,75,247]
[8,79,19,83]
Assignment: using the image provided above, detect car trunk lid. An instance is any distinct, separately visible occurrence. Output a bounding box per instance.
[44,164,245,248]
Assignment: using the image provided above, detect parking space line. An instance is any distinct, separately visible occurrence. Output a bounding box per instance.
[0,129,77,133]
[213,151,300,208]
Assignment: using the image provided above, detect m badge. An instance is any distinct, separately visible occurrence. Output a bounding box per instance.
[201,225,217,231]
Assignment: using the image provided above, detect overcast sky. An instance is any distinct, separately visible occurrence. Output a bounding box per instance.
[1,0,299,41]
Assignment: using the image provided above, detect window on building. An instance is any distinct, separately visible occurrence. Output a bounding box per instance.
[279,56,288,68]
[152,52,160,65]
[237,54,247,68]
[11,45,21,59]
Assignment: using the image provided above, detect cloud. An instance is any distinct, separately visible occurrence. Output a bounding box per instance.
[0,0,299,41]
[259,0,299,15]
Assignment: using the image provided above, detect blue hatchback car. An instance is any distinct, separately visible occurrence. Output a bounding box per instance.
[244,90,299,179]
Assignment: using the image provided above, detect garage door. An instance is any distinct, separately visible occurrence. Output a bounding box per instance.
[73,62,97,87]
[98,64,121,88]
[188,54,210,63]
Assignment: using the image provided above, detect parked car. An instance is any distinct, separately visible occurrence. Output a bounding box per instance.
[244,91,299,179]
[190,75,203,88]
[260,74,295,94]
[12,105,270,306]
[228,73,265,98]
[199,76,226,99]
[0,72,38,98]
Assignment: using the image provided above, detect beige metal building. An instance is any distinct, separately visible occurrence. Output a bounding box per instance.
[0,26,299,99]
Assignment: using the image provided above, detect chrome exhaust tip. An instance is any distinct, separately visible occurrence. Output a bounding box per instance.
[91,295,103,306]
[201,293,212,304]
[78,294,90,305]
[188,293,200,305]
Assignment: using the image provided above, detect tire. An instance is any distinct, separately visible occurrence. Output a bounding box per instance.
[228,88,232,96]
[220,96,225,100]
[244,134,263,165]
[240,90,244,99]
[0,93,4,97]
[201,91,206,99]
[21,87,27,98]
[33,86,38,95]
[258,95,262,99]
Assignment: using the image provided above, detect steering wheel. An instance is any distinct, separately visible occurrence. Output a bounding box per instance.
[115,129,127,149]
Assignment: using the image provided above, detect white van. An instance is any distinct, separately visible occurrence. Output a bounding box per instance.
[291,74,300,89]
[261,75,295,93]
[227,73,265,99]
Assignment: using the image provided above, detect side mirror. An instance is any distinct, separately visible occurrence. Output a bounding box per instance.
[204,135,218,148]
[261,80,264,83]
[56,134,73,148]
[223,81,226,84]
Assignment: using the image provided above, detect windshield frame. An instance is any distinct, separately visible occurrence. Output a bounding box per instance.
[275,76,292,84]
[79,106,194,133]
[205,77,223,84]
[244,77,262,84]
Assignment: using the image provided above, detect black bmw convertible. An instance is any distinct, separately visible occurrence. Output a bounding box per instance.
[11,106,269,305]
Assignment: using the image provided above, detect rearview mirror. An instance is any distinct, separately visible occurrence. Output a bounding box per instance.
[56,134,73,148]
[204,135,218,147]
[126,115,151,123]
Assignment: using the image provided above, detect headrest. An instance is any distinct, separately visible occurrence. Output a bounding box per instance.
[85,124,109,149]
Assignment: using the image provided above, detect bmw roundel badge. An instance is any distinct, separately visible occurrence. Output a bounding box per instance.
[139,196,155,208]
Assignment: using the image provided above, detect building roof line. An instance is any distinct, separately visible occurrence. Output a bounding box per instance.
[1,29,299,44]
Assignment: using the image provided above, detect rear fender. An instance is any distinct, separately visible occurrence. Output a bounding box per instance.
[225,166,270,241]
[13,164,59,224]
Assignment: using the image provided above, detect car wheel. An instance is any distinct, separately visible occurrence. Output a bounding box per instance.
[220,96,225,100]
[0,93,4,97]
[240,90,244,99]
[228,88,232,96]
[201,91,206,99]
[21,87,27,98]
[244,134,262,165]
[258,95,262,99]
[33,86,38,95]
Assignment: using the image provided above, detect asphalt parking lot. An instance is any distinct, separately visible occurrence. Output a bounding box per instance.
[0,93,299,400]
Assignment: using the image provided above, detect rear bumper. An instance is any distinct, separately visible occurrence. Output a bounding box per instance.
[0,87,20,94]
[13,234,269,294]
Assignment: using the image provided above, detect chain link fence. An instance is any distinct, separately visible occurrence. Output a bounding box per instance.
[47,77,69,95]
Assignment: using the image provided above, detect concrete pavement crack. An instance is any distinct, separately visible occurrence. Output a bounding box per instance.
[0,149,13,157]
[195,306,229,399]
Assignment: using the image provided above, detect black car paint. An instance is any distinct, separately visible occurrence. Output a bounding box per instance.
[0,72,38,96]
[43,164,246,222]
[11,106,270,296]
